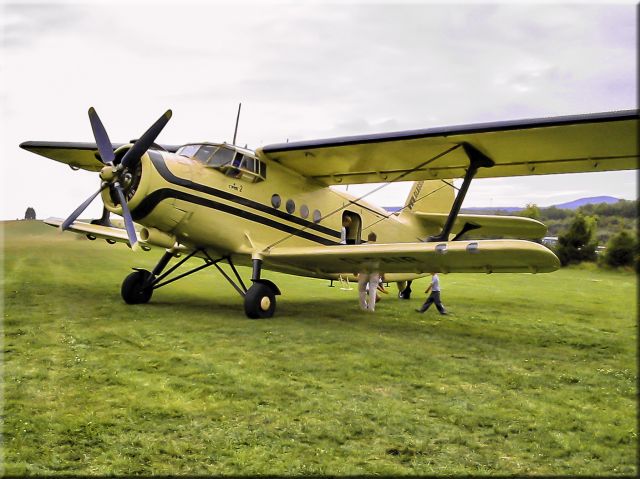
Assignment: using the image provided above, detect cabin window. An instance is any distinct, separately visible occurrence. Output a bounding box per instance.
[286,199,296,214]
[313,209,322,223]
[271,194,281,208]
[300,204,309,219]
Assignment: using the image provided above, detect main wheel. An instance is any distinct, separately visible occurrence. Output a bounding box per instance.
[121,270,153,304]
[244,282,276,319]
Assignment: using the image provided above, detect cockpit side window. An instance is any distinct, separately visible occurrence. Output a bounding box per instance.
[177,144,266,183]
[176,144,200,158]
[193,145,217,164]
[208,147,235,167]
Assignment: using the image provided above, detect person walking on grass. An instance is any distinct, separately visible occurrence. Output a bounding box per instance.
[357,232,379,312]
[416,272,448,315]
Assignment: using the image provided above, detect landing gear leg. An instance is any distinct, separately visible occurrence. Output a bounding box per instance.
[121,250,281,318]
[244,258,280,319]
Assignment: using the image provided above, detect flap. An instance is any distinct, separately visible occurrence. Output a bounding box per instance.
[258,110,638,185]
[263,239,559,274]
[413,212,547,239]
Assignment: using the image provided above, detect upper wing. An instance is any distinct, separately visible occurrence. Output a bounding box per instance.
[262,239,559,275]
[257,110,638,185]
[20,141,181,172]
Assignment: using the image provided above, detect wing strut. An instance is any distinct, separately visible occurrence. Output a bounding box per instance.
[427,143,494,242]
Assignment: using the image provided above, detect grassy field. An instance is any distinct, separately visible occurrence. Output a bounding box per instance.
[2,220,637,475]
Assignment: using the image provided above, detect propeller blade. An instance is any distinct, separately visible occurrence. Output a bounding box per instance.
[88,107,115,165]
[120,110,172,170]
[113,182,139,249]
[61,183,107,231]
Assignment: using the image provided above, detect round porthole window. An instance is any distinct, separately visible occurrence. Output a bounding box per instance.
[286,199,296,214]
[300,204,309,218]
[271,194,281,209]
[313,209,322,223]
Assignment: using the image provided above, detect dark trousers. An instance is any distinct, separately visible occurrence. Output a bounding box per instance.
[419,291,447,314]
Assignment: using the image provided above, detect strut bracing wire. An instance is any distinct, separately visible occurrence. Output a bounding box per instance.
[263,143,463,251]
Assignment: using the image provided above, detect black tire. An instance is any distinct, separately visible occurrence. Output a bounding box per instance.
[244,282,276,319]
[121,270,153,304]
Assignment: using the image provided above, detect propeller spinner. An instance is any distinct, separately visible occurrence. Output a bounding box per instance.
[60,108,172,249]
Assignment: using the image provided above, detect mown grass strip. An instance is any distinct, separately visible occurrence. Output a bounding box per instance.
[3,220,637,475]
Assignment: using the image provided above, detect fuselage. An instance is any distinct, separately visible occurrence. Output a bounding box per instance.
[102,143,437,280]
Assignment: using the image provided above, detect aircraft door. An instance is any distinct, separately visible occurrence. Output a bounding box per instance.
[342,211,362,244]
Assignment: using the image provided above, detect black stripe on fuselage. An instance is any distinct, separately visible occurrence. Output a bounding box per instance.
[131,188,338,246]
[147,151,342,239]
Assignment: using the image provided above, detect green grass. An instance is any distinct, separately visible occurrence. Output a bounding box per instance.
[2,220,637,475]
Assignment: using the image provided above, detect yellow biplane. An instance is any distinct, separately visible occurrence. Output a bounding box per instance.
[20,108,638,318]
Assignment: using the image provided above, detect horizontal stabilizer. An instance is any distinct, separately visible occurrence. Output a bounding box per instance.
[413,212,547,239]
[264,239,559,275]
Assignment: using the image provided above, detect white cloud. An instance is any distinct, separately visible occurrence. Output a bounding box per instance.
[1,2,636,220]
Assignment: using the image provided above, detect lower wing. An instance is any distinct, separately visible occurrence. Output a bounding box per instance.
[262,240,559,275]
[44,217,187,253]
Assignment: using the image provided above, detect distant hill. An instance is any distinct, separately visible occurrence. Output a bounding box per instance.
[383,196,624,214]
[459,206,523,213]
[551,196,621,210]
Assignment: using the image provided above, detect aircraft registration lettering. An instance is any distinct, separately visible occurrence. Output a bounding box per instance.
[228,182,243,193]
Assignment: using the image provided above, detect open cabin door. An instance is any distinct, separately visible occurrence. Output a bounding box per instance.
[342,211,362,244]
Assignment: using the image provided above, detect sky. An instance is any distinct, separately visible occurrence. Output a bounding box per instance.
[1,0,637,220]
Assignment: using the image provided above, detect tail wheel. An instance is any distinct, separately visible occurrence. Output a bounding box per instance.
[121,270,153,304]
[244,282,276,319]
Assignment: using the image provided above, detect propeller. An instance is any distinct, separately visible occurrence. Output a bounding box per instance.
[120,110,172,170]
[88,107,115,165]
[60,108,172,250]
[61,182,108,231]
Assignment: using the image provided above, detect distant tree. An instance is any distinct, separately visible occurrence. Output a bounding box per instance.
[24,207,36,220]
[602,230,638,268]
[541,206,569,221]
[555,214,598,266]
[519,203,541,220]
[578,199,638,219]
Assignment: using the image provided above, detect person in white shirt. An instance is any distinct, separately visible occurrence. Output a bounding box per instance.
[416,273,448,315]
[357,232,379,312]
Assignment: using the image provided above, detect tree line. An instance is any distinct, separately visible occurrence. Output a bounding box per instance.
[518,200,638,270]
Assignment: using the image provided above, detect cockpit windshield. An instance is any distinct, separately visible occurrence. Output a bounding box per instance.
[176,143,266,183]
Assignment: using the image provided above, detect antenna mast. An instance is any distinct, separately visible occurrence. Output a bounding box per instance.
[232,102,242,145]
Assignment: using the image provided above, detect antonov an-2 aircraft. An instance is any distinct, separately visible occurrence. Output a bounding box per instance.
[20,108,638,318]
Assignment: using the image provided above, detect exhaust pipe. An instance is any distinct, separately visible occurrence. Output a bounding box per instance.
[139,227,176,249]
